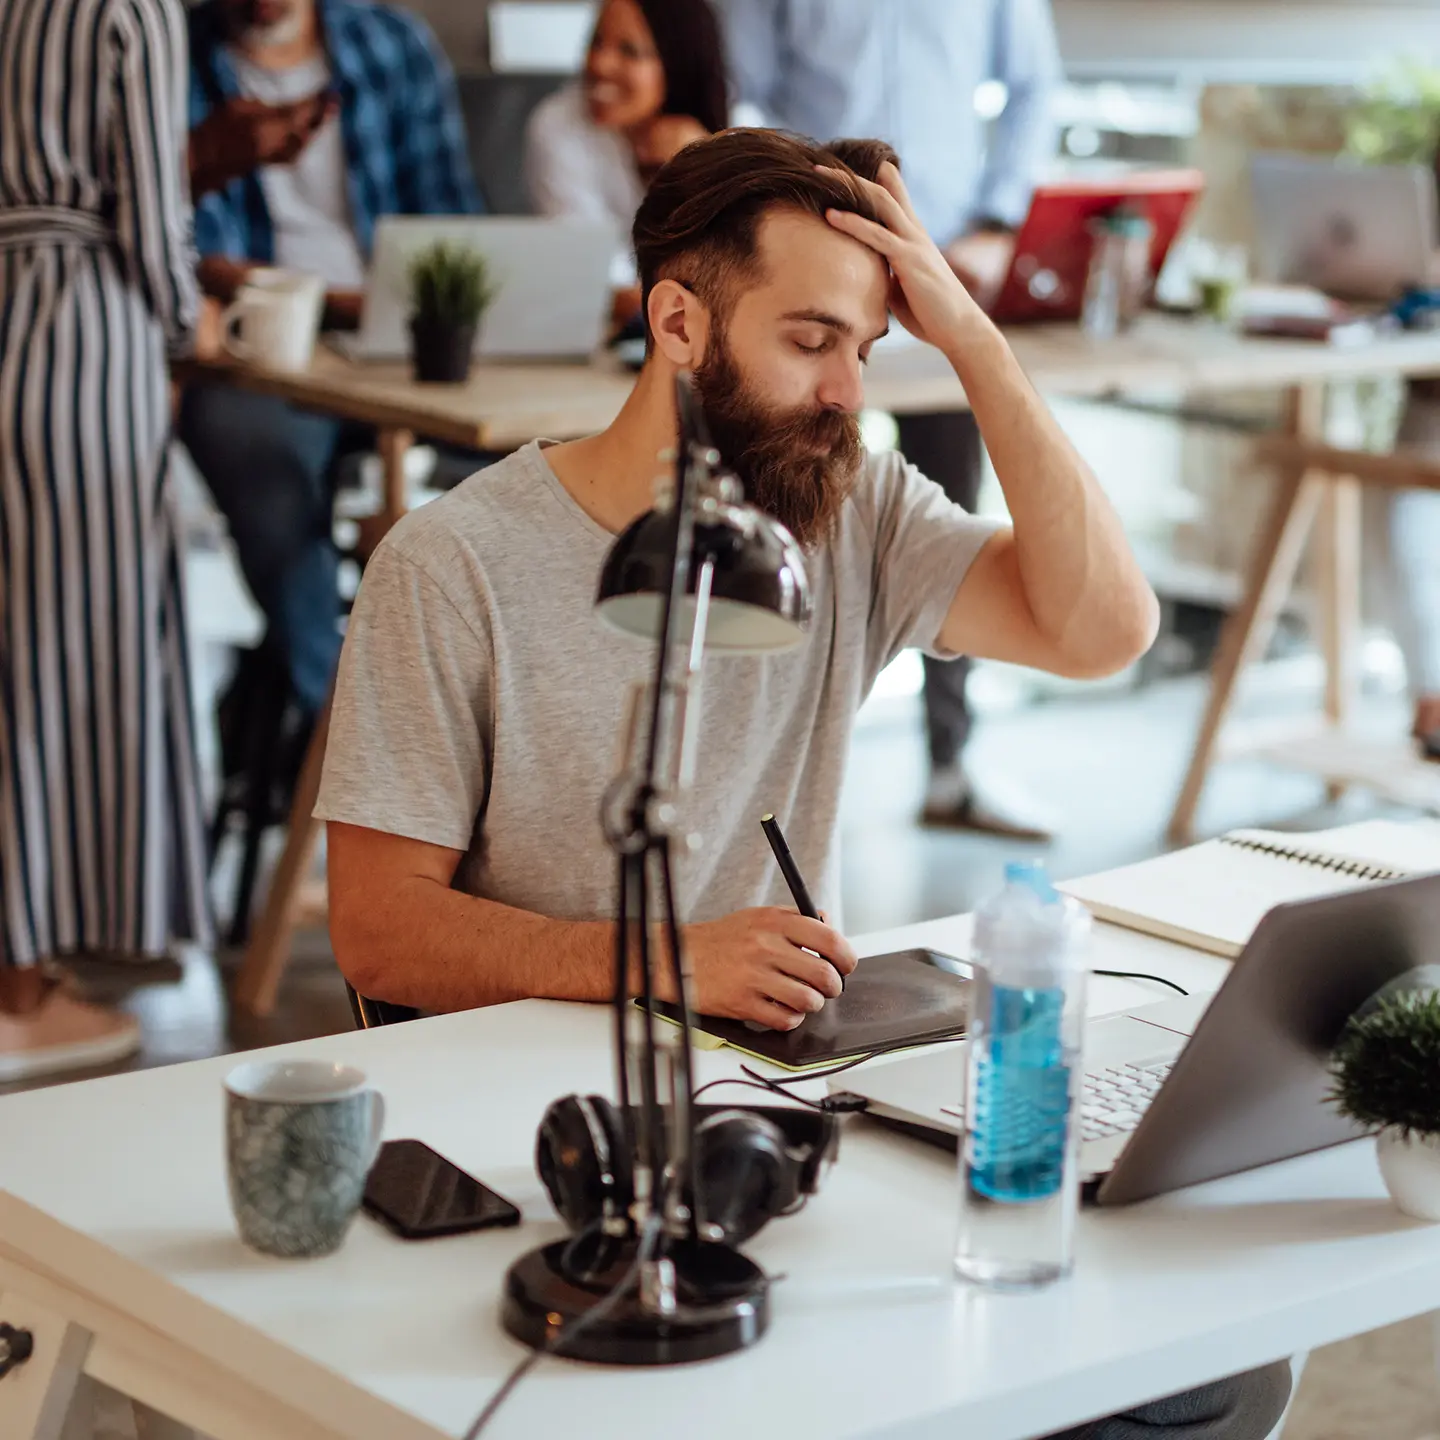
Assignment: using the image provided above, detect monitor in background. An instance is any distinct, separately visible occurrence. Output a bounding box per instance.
[990,167,1206,324]
[1250,153,1438,302]
[487,1,593,73]
[341,216,617,363]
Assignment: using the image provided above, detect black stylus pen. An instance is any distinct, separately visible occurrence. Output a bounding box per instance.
[761,812,844,992]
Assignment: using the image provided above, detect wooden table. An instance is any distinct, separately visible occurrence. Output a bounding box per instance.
[185,317,1440,1013]
[5,910,1427,1440]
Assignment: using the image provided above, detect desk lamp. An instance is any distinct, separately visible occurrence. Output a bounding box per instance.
[501,373,811,1364]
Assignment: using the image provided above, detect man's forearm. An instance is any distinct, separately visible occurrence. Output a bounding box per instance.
[943,317,1159,670]
[332,876,616,1012]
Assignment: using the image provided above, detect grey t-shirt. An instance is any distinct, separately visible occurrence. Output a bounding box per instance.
[315,442,1002,927]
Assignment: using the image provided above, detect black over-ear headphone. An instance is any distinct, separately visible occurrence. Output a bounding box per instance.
[536,1094,838,1247]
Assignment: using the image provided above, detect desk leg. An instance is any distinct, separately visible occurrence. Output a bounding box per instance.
[1315,473,1363,801]
[354,427,413,561]
[1166,385,1328,843]
[230,705,330,1018]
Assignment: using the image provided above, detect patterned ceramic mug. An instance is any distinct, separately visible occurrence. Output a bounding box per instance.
[224,1059,386,1258]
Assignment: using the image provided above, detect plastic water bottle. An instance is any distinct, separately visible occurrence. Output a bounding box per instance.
[954,861,1090,1290]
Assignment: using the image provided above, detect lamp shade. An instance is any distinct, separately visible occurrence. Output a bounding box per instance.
[597,498,811,653]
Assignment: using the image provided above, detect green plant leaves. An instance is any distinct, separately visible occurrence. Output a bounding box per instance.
[408,241,499,326]
[1329,987,1440,1137]
[1344,60,1440,166]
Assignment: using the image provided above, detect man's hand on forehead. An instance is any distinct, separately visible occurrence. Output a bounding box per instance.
[818,161,990,354]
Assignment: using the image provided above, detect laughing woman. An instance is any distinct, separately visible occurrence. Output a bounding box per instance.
[523,0,731,316]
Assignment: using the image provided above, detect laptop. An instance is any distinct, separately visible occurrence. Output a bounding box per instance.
[1250,153,1437,302]
[334,216,616,362]
[989,166,1205,324]
[840,874,1440,1206]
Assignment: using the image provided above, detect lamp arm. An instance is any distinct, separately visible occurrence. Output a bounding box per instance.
[640,377,707,794]
[613,373,714,1241]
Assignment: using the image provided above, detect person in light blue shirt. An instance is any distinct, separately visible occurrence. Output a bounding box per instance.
[718,0,1060,245]
[718,0,1063,839]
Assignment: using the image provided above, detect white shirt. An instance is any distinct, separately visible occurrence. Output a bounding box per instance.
[523,83,644,287]
[715,0,1062,244]
[228,50,367,289]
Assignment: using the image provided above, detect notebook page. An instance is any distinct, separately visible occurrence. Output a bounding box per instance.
[1057,830,1401,957]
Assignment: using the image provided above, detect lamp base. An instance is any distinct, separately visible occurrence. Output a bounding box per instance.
[501,1229,769,1366]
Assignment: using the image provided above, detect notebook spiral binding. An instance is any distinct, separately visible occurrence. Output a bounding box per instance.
[1220,834,1404,883]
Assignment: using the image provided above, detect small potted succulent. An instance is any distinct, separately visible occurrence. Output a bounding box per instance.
[1330,987,1440,1220]
[407,241,497,384]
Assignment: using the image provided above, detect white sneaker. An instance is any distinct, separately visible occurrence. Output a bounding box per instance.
[920,764,1058,842]
[0,983,141,1084]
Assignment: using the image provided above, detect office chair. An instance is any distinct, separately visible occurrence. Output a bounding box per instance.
[344,980,420,1029]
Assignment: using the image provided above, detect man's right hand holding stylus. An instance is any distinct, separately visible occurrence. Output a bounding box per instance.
[671,909,856,1030]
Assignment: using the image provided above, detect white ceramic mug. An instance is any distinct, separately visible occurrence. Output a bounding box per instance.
[222,269,324,372]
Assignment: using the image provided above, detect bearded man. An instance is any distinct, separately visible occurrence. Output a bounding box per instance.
[314,130,1159,1024]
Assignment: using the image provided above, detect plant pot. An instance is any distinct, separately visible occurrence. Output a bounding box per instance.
[1376,1127,1440,1220]
[409,317,476,384]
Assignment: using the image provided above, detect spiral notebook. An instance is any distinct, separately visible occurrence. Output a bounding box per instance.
[1058,820,1440,959]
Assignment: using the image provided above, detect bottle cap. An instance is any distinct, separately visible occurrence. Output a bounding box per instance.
[1004,860,1059,901]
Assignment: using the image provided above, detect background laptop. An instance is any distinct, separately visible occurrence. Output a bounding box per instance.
[1250,153,1437,302]
[842,874,1440,1206]
[989,166,1205,324]
[336,216,616,362]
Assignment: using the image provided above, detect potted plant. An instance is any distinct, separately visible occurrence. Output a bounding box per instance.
[407,241,497,384]
[1330,987,1440,1220]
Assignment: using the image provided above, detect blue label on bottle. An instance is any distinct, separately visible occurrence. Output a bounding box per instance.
[967,984,1071,1203]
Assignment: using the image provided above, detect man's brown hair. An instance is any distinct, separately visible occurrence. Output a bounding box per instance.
[631,130,900,338]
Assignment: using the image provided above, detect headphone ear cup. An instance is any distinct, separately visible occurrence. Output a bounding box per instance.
[693,1110,791,1247]
[536,1094,632,1233]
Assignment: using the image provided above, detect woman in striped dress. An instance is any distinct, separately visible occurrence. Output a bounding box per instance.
[0,0,211,1080]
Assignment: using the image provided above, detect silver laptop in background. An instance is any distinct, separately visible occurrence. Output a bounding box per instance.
[1249,153,1437,302]
[335,216,617,362]
[843,874,1440,1206]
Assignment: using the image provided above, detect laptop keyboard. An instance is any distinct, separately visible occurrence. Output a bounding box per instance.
[1081,1061,1172,1141]
[939,1059,1172,1143]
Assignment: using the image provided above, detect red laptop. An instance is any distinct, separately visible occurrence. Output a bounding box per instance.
[990,167,1206,324]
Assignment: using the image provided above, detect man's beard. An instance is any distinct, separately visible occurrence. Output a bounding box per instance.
[692,337,864,548]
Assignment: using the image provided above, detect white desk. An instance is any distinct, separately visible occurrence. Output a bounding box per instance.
[2,918,1438,1440]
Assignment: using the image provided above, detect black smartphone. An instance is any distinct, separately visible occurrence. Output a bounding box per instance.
[362,1138,521,1240]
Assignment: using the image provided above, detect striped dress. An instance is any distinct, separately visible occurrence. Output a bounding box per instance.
[0,0,211,967]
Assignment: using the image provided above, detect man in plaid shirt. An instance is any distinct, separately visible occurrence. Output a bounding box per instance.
[179,0,482,754]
